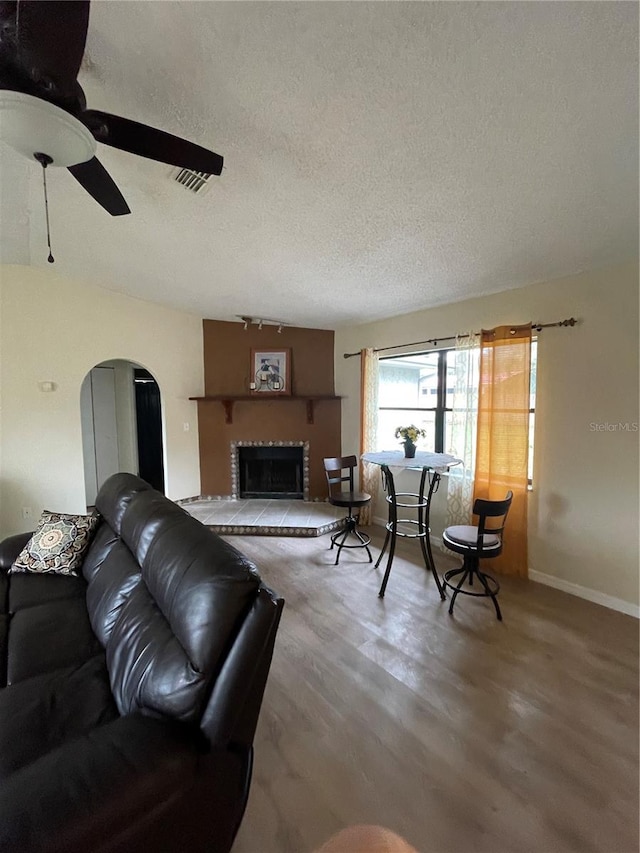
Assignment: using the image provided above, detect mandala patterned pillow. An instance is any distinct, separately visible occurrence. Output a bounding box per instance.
[10,511,100,576]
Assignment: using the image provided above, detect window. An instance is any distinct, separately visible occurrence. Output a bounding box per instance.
[378,350,452,453]
[377,341,538,482]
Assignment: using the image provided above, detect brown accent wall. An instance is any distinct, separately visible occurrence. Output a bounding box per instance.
[197,320,340,498]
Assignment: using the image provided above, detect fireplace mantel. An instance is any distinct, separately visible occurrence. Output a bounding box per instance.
[189,394,342,425]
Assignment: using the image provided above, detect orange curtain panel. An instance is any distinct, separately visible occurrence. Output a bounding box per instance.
[473,324,532,577]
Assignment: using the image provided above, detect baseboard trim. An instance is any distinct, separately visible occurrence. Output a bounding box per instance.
[529,569,640,618]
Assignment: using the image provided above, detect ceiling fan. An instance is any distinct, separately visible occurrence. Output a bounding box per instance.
[0,0,224,218]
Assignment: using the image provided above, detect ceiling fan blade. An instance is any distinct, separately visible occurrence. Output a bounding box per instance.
[0,3,18,50]
[68,157,131,216]
[15,0,89,92]
[82,109,224,175]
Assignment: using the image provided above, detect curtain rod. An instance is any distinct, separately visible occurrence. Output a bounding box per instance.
[342,317,577,359]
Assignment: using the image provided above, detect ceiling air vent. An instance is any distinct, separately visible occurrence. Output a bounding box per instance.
[173,168,212,194]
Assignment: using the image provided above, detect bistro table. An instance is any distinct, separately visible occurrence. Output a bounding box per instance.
[361,451,462,598]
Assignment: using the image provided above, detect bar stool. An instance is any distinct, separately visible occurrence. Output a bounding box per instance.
[442,490,513,620]
[323,456,372,565]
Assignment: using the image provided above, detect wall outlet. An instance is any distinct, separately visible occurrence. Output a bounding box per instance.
[22,507,32,520]
[183,422,190,432]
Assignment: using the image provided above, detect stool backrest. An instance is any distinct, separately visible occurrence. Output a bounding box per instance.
[324,456,356,497]
[472,490,513,553]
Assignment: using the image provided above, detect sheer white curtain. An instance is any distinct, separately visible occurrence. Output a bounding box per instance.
[445,332,480,529]
[359,348,379,525]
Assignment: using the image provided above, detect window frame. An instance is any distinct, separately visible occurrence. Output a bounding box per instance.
[377,343,537,485]
[378,348,452,453]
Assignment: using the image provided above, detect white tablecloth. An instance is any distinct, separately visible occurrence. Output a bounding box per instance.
[361,450,462,474]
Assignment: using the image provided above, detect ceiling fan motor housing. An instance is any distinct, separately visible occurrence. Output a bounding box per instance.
[0,89,96,166]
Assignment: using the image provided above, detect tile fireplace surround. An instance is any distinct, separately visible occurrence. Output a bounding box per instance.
[178,440,343,537]
[233,440,308,500]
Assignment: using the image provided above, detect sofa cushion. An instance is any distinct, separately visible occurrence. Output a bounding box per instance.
[85,540,143,647]
[103,490,261,722]
[94,473,154,537]
[11,511,99,577]
[0,615,8,687]
[0,654,118,778]
[7,596,102,685]
[0,714,201,853]
[8,573,87,613]
[0,533,33,574]
[80,523,121,585]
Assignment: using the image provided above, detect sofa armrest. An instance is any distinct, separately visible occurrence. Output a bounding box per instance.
[0,533,32,572]
[202,583,284,750]
[0,713,202,853]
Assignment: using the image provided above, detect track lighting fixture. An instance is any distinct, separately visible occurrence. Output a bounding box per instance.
[235,315,289,332]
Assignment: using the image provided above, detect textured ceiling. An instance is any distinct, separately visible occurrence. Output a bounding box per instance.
[0,1,637,329]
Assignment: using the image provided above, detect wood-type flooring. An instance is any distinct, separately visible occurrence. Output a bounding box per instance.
[230,528,639,853]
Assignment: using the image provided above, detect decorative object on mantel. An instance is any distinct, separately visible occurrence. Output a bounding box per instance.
[395,425,427,458]
[250,348,291,395]
[236,315,290,334]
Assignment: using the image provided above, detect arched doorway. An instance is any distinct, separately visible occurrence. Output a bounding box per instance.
[80,360,164,506]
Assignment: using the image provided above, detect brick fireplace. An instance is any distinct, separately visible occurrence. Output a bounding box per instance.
[195,320,341,500]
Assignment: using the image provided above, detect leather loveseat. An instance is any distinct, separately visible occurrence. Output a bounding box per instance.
[0,473,284,853]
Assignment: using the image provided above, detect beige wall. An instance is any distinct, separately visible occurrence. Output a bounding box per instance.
[335,262,639,611]
[0,265,204,538]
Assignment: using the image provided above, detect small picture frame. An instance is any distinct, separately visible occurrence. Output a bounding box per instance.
[250,348,291,395]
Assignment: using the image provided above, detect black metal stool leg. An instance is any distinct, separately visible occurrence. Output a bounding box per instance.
[330,512,372,566]
[353,528,373,562]
[329,521,348,549]
[378,530,397,598]
[420,530,446,601]
[378,489,398,597]
[375,528,391,569]
[331,521,351,565]
[447,566,471,615]
[477,569,502,621]
[443,556,503,620]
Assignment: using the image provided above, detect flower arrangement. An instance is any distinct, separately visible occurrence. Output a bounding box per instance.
[394,425,426,444]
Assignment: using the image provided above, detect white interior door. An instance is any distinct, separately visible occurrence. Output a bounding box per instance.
[80,374,98,505]
[81,367,120,505]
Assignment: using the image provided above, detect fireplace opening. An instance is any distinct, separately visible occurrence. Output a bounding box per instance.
[238,446,304,499]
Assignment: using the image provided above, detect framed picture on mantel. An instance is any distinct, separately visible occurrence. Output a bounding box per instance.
[250,348,291,395]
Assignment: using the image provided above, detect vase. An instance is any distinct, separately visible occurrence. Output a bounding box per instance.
[403,440,416,458]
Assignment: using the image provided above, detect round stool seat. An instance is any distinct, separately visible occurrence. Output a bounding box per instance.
[443,525,501,552]
[329,491,371,509]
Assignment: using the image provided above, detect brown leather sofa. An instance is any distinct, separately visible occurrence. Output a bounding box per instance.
[0,473,284,853]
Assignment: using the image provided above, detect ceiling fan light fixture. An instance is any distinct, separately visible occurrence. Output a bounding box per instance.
[0,90,96,167]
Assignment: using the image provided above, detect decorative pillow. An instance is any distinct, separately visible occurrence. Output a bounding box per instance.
[10,511,100,576]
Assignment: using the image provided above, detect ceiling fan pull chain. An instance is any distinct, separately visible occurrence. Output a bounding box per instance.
[34,152,55,263]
